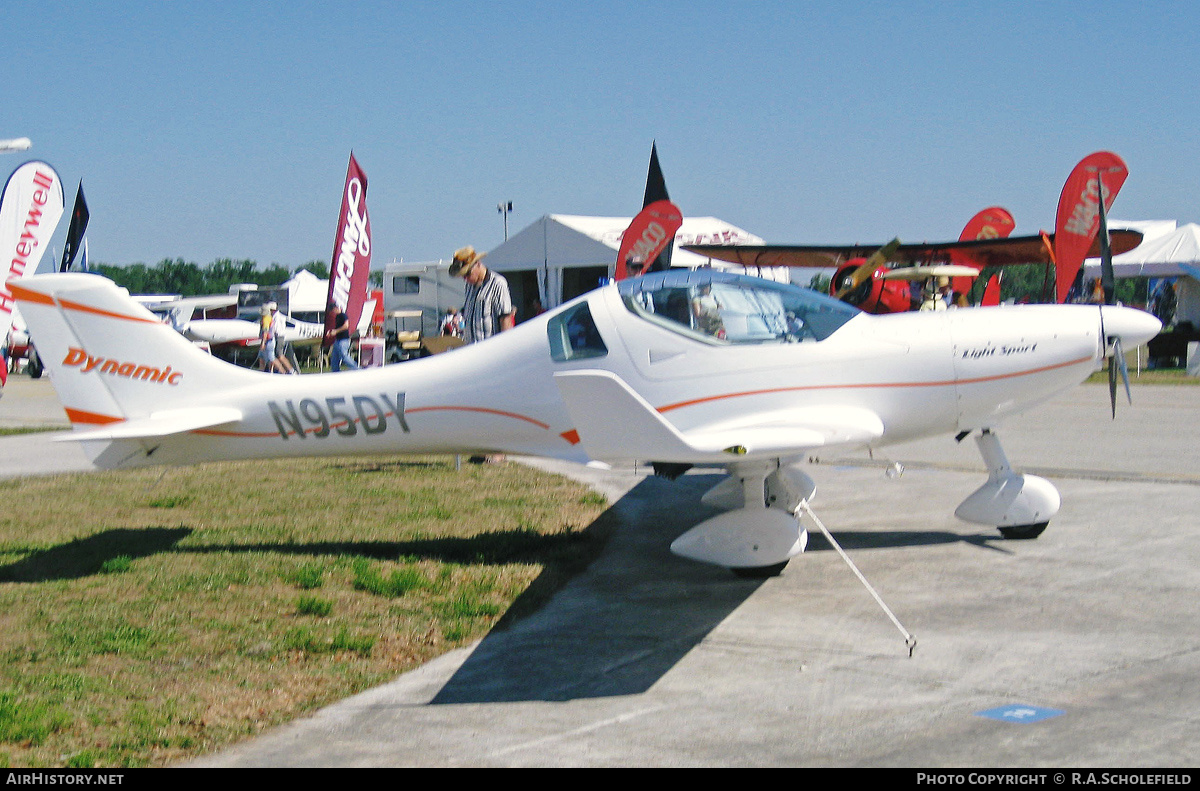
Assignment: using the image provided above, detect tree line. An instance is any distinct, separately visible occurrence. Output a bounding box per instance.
[968,263,1146,307]
[88,258,332,297]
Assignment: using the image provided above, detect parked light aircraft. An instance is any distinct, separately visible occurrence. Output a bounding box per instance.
[145,294,375,350]
[10,262,1161,576]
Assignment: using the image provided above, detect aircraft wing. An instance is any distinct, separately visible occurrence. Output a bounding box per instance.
[183,318,260,345]
[139,294,238,312]
[683,230,1143,269]
[54,406,243,443]
[554,370,883,463]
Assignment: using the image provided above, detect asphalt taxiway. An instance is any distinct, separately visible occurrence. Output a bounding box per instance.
[2,376,1198,766]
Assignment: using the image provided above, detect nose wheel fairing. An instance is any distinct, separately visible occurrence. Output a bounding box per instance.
[954,429,1060,535]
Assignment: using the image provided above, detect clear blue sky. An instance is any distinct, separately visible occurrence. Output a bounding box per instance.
[5,0,1199,273]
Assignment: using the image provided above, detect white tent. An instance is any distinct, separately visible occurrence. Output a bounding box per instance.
[1083,221,1200,278]
[1082,220,1200,328]
[283,269,330,313]
[482,214,782,313]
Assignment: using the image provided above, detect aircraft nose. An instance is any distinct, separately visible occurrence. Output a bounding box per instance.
[1104,306,1163,349]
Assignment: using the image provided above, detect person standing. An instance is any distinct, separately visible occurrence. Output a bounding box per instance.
[449,246,513,344]
[449,246,514,465]
[268,302,297,374]
[440,307,463,337]
[256,304,275,371]
[324,303,360,372]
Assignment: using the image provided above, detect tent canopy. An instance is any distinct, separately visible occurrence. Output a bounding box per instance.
[284,269,330,313]
[1084,220,1200,279]
[485,213,766,268]
[482,214,777,309]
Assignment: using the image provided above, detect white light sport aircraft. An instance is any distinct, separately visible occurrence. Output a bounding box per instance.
[11,268,1159,576]
[144,293,375,349]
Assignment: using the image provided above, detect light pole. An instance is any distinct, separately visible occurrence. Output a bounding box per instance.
[498,201,513,241]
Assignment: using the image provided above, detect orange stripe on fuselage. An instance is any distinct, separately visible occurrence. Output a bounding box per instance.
[9,283,159,324]
[6,282,56,306]
[56,297,160,324]
[656,355,1093,414]
[405,405,552,430]
[65,407,124,426]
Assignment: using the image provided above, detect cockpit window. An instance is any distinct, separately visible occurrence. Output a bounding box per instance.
[619,270,859,344]
[547,302,608,362]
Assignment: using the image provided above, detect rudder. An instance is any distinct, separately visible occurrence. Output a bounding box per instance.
[10,273,259,429]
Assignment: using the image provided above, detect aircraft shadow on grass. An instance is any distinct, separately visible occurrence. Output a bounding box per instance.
[0,526,194,583]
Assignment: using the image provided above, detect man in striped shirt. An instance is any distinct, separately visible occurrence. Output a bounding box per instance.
[450,246,515,344]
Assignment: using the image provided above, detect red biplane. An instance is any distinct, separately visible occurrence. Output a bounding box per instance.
[684,153,1140,314]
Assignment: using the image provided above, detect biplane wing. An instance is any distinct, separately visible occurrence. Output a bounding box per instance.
[683,229,1143,269]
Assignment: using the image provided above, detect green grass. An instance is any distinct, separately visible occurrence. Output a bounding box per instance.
[352,559,428,598]
[295,595,333,617]
[99,555,133,574]
[0,693,69,746]
[0,454,612,767]
[286,563,326,590]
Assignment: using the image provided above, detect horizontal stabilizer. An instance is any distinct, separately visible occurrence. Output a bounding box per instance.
[554,369,883,463]
[54,406,243,442]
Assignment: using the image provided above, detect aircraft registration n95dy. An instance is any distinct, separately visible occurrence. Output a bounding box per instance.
[10,269,1160,577]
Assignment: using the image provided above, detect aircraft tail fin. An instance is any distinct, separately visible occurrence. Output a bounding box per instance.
[9,273,259,431]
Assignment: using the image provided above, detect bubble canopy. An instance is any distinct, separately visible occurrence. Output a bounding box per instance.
[617,269,860,345]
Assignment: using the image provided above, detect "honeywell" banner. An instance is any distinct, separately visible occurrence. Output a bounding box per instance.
[1,160,64,387]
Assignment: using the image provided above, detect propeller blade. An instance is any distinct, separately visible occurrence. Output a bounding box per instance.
[1098,294,1108,360]
[1108,355,1118,419]
[834,238,901,300]
[1096,171,1128,420]
[1115,336,1132,405]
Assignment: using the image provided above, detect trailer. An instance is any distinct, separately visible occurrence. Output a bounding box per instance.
[382,260,466,361]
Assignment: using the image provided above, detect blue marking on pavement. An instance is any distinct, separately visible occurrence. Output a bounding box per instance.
[975,704,1064,723]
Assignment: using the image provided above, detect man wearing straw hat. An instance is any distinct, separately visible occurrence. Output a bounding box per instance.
[449,246,514,344]
[449,245,515,465]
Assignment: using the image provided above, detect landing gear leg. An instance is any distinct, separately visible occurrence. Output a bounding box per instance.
[955,429,1059,539]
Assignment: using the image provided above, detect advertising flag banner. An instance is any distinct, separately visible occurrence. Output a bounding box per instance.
[957,206,1016,244]
[641,143,675,274]
[323,154,372,348]
[616,143,680,280]
[1,160,64,386]
[951,206,1015,296]
[59,182,90,272]
[981,272,1003,306]
[1054,152,1127,303]
[615,199,683,280]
